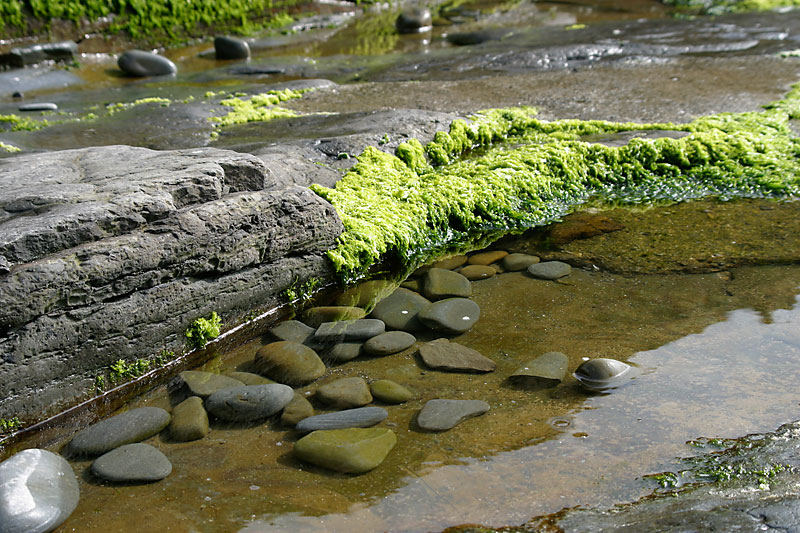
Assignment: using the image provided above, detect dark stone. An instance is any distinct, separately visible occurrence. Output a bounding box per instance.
[0,449,79,533]
[65,407,170,457]
[417,399,490,431]
[253,341,326,385]
[118,50,177,77]
[18,103,58,112]
[214,36,251,60]
[316,377,372,409]
[313,318,385,343]
[363,331,416,356]
[169,396,209,442]
[509,352,569,388]
[369,287,431,332]
[267,320,316,344]
[295,406,388,434]
[205,383,294,421]
[417,298,480,334]
[324,342,363,362]
[527,261,572,279]
[173,371,244,399]
[423,268,472,300]
[396,8,433,33]
[417,338,496,373]
[91,443,172,483]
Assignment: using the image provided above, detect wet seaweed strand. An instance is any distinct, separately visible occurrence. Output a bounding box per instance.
[311,84,800,281]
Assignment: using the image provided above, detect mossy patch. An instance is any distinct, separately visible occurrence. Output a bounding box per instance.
[311,87,800,281]
[209,88,309,128]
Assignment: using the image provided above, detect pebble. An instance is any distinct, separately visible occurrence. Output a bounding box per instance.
[91,443,172,483]
[363,331,416,356]
[369,287,431,332]
[417,399,490,431]
[293,427,397,474]
[324,342,363,362]
[467,250,508,265]
[335,280,396,308]
[281,393,315,427]
[117,50,177,77]
[65,407,171,457]
[417,297,480,334]
[169,396,209,442]
[0,449,79,533]
[423,268,472,300]
[502,253,540,271]
[509,351,568,388]
[205,383,294,422]
[370,379,416,404]
[223,371,274,386]
[214,36,250,60]
[459,265,496,280]
[573,358,634,391]
[295,406,388,434]
[18,102,58,112]
[417,338,496,372]
[316,377,373,409]
[253,341,326,385]
[174,370,244,399]
[396,8,433,33]
[268,320,315,344]
[313,319,385,343]
[527,261,572,280]
[303,306,366,328]
[431,255,467,270]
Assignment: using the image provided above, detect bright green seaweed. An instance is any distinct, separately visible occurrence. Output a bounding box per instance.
[311,86,800,281]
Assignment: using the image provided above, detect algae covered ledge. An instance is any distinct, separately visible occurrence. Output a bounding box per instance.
[310,84,800,281]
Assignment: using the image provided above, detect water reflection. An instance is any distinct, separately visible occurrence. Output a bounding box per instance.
[244,294,800,532]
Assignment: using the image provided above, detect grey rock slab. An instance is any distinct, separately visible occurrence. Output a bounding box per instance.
[205,383,294,422]
[174,371,245,399]
[295,406,388,434]
[527,261,572,280]
[281,393,314,427]
[369,288,431,332]
[118,50,177,77]
[423,268,472,300]
[169,396,209,442]
[363,331,416,356]
[417,338,496,373]
[417,298,480,334]
[316,377,373,409]
[214,36,250,60]
[502,253,540,271]
[324,342,363,363]
[313,319,385,343]
[253,341,326,385]
[91,443,172,483]
[417,399,490,431]
[65,407,170,457]
[268,320,315,344]
[0,448,79,533]
[370,380,416,404]
[509,351,569,388]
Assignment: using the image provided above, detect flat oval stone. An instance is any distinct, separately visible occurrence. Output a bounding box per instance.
[169,396,209,442]
[293,428,397,474]
[431,255,467,270]
[268,320,315,344]
[253,341,326,385]
[527,261,572,280]
[418,338,496,373]
[281,393,314,427]
[175,371,244,398]
[502,253,540,271]
[65,407,171,457]
[214,35,250,60]
[370,379,416,404]
[459,265,496,281]
[295,406,388,434]
[467,250,508,265]
[316,377,372,409]
[417,399,490,431]
[510,351,569,388]
[0,449,79,533]
[205,383,294,422]
[91,443,172,483]
[313,319,385,343]
[117,50,177,77]
[369,288,431,332]
[18,102,57,112]
[418,298,480,334]
[324,342,363,362]
[304,306,366,328]
[423,268,472,300]
[363,331,416,356]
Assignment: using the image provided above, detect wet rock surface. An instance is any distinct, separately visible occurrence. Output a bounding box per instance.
[168,396,209,442]
[65,407,171,458]
[117,50,177,77]
[363,331,416,356]
[417,298,481,334]
[295,406,388,434]
[293,427,397,474]
[369,288,432,332]
[315,377,372,409]
[417,399,490,431]
[90,443,172,483]
[253,341,327,385]
[205,383,294,422]
[417,338,496,373]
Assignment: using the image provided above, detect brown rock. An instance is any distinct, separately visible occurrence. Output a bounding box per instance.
[417,338,496,373]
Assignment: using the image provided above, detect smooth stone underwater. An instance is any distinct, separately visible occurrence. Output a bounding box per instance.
[90,443,172,483]
[65,407,171,457]
[293,428,397,474]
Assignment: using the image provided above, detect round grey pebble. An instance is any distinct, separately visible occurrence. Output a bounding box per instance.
[363,331,416,356]
[295,406,388,434]
[205,383,294,422]
[214,35,250,59]
[369,288,431,332]
[418,297,480,334]
[118,50,177,77]
[527,261,572,280]
[91,443,172,483]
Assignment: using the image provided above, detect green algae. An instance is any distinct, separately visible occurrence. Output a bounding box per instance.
[0,114,50,132]
[0,142,21,153]
[209,88,308,128]
[105,97,171,116]
[311,88,800,281]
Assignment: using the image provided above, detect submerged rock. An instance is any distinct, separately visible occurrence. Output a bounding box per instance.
[324,342,363,362]
[316,377,372,409]
[502,253,540,271]
[293,427,397,474]
[509,352,569,388]
[281,393,315,427]
[370,379,416,404]
[423,268,472,300]
[334,280,396,309]
[363,331,416,356]
[295,406,388,433]
[304,306,366,328]
[214,36,250,60]
[169,396,209,442]
[174,371,244,399]
[223,371,274,386]
[527,261,572,280]
[91,443,172,483]
[253,341,326,385]
[418,298,480,334]
[313,319,385,343]
[65,407,171,457]
[396,8,433,33]
[417,338,496,373]
[268,320,316,345]
[431,255,467,270]
[467,250,508,265]
[459,265,496,280]
[573,358,634,391]
[417,399,490,431]
[205,383,294,421]
[0,449,79,533]
[369,288,431,332]
[118,50,177,77]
